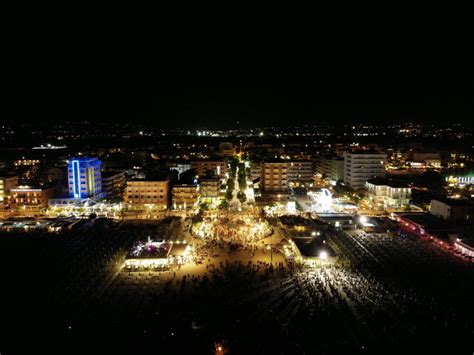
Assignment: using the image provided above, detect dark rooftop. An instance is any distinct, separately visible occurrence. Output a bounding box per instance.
[367,177,409,188]
[398,213,454,230]
[432,198,474,207]
[292,237,336,258]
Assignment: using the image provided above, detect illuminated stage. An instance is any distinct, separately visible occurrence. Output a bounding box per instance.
[125,238,191,269]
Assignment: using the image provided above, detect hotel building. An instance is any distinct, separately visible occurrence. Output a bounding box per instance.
[124,179,169,209]
[343,151,387,189]
[68,157,103,199]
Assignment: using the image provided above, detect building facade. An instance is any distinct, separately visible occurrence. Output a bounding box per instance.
[0,175,19,203]
[315,155,345,181]
[366,178,411,208]
[102,170,126,199]
[343,151,387,188]
[68,157,103,199]
[287,161,314,186]
[219,142,236,157]
[124,180,169,208]
[430,198,474,223]
[261,162,288,192]
[199,177,220,198]
[172,184,199,209]
[191,160,227,178]
[10,185,56,213]
[250,163,262,181]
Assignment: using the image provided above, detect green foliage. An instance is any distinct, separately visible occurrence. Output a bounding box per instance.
[218,200,229,209]
[237,191,246,203]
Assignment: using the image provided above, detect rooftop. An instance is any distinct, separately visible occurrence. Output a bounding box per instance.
[398,213,454,230]
[346,150,385,155]
[69,157,101,163]
[367,177,409,188]
[292,237,336,258]
[432,198,474,207]
[102,170,124,178]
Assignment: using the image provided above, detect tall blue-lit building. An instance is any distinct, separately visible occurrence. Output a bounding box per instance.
[68,157,103,199]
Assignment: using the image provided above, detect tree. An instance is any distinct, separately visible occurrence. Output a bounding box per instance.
[218,200,229,209]
[237,191,247,203]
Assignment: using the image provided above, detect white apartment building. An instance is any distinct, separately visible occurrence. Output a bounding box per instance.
[366,178,411,208]
[343,151,387,188]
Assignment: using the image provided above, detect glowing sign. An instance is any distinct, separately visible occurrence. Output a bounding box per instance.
[72,160,80,198]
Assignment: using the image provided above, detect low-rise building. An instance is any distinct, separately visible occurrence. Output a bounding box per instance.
[10,184,56,214]
[199,177,220,199]
[366,178,411,208]
[124,179,169,209]
[102,170,126,199]
[430,198,474,223]
[219,142,236,157]
[172,184,199,209]
[191,160,227,179]
[0,174,19,203]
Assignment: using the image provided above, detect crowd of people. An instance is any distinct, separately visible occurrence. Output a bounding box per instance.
[192,215,272,244]
[1,216,473,354]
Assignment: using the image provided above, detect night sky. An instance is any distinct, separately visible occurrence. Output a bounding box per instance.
[5,1,472,128]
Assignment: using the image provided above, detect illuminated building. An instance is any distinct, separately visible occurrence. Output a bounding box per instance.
[0,174,18,203]
[11,185,56,214]
[172,184,199,209]
[261,161,288,191]
[124,179,169,208]
[287,161,314,186]
[366,178,411,208]
[430,198,474,223]
[218,142,236,156]
[191,160,227,178]
[13,159,40,166]
[315,155,345,181]
[32,144,67,150]
[250,164,261,181]
[102,170,126,199]
[68,157,103,199]
[199,177,220,198]
[343,151,387,188]
[446,175,474,186]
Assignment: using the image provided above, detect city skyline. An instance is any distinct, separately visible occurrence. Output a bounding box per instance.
[1,2,473,354]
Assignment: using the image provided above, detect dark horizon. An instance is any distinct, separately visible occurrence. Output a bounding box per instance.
[5,88,473,129]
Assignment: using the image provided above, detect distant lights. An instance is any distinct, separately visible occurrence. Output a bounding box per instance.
[319,251,328,260]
